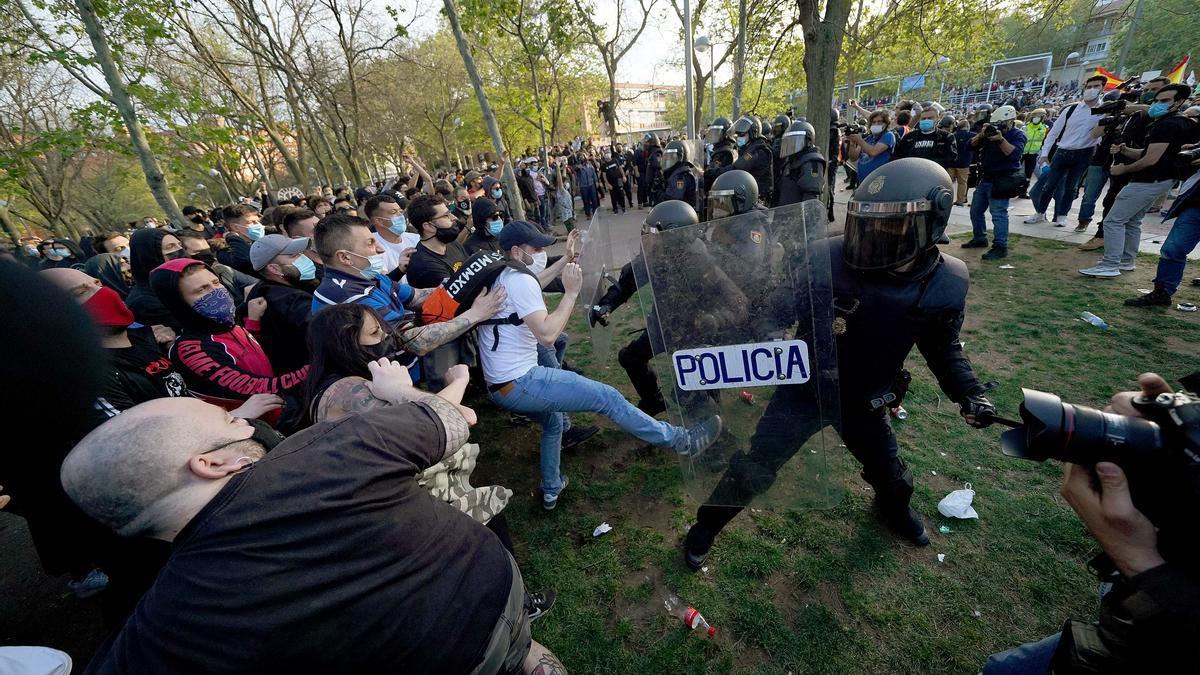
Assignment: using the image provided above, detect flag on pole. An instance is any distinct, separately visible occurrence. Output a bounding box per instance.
[1187,71,1196,86]
[1165,55,1190,84]
[1094,67,1123,90]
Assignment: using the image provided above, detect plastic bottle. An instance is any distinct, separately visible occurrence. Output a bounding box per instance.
[1080,311,1109,330]
[664,593,716,637]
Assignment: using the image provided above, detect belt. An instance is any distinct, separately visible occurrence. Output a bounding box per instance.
[487,380,514,395]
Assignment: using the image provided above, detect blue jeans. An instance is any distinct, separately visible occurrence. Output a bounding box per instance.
[1155,205,1200,295]
[971,179,1010,247]
[1033,147,1093,219]
[1078,164,1109,223]
[537,195,551,229]
[580,185,599,215]
[491,366,686,495]
[537,332,571,432]
[981,633,1060,674]
[1028,167,1066,213]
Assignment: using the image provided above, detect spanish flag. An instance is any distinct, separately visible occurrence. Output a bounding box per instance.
[1164,55,1190,84]
[1093,67,1123,90]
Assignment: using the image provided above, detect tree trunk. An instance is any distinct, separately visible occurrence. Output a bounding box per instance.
[731,0,747,118]
[443,0,525,220]
[74,0,186,228]
[1,205,25,248]
[800,0,853,161]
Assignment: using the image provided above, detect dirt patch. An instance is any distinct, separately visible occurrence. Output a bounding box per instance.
[767,570,802,625]
[1165,334,1200,358]
[817,580,851,624]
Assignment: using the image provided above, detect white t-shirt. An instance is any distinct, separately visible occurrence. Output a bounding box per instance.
[478,268,544,384]
[373,231,421,273]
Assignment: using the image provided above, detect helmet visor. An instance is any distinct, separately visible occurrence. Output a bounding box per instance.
[780,130,809,158]
[708,190,736,220]
[662,147,682,172]
[843,210,927,271]
[704,126,726,144]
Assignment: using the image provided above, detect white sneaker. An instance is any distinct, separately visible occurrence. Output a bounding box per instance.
[1053,216,1068,227]
[1079,264,1121,278]
[1118,262,1136,271]
[1023,213,1047,224]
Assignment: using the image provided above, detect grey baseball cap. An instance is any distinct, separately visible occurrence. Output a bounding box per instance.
[250,234,310,271]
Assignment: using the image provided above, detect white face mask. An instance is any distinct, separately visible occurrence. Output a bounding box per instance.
[523,249,548,275]
[1082,87,1101,102]
[870,124,885,135]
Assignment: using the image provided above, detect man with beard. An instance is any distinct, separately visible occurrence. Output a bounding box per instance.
[246,235,318,379]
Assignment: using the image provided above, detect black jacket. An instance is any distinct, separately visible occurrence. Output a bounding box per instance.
[245,279,314,375]
[126,229,180,330]
[217,233,255,276]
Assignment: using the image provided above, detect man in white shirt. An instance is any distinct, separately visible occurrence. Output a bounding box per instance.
[1023,75,1107,226]
[364,194,419,274]
[480,221,722,510]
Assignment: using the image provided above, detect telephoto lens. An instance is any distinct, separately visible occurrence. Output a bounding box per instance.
[999,389,1162,464]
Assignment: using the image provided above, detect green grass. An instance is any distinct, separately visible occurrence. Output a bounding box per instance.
[468,234,1199,674]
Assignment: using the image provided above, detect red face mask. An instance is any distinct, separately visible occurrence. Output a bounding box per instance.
[83,285,134,327]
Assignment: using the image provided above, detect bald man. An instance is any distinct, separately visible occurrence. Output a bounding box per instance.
[61,378,566,674]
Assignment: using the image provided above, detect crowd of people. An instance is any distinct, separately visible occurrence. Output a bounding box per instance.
[1,71,1199,673]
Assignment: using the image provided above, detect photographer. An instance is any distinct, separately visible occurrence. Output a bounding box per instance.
[981,373,1200,673]
[1080,84,1196,278]
[1024,76,1106,227]
[846,109,896,182]
[962,105,1026,260]
[1124,143,1200,307]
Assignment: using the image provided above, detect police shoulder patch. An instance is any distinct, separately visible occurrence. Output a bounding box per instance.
[867,175,886,194]
[750,231,763,243]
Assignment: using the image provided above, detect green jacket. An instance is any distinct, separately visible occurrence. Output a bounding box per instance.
[1024,122,1049,155]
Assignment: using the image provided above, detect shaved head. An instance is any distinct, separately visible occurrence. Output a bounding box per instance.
[41,267,103,304]
[61,398,261,539]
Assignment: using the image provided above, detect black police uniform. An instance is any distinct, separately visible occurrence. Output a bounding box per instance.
[641,146,664,205]
[603,159,627,212]
[775,147,828,207]
[659,161,703,213]
[727,137,775,206]
[690,236,985,547]
[621,150,636,206]
[634,147,648,206]
[893,129,958,167]
[704,139,737,191]
[770,135,785,206]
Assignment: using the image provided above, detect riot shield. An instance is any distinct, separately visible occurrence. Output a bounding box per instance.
[634,200,842,508]
[578,209,639,363]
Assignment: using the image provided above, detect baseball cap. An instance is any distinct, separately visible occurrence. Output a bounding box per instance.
[250,234,310,271]
[465,170,482,184]
[499,220,556,251]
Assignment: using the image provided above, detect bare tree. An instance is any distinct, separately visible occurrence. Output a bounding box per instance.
[571,0,661,137]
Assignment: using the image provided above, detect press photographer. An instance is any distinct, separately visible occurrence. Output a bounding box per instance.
[981,373,1200,673]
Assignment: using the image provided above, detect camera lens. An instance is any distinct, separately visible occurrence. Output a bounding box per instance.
[999,389,1163,463]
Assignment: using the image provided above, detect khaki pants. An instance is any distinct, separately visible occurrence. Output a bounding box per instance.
[948,168,970,203]
[470,554,532,675]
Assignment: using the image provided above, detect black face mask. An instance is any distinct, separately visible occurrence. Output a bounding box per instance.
[190,215,206,224]
[191,251,216,266]
[362,335,397,361]
[457,200,471,212]
[434,223,461,244]
[246,417,286,452]
[162,250,185,262]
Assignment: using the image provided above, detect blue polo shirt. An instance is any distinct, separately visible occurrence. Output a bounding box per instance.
[857,131,896,182]
[979,127,1026,177]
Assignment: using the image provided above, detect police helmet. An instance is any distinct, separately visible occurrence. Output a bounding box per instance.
[731,116,760,144]
[642,199,699,235]
[938,114,956,130]
[708,169,759,220]
[780,119,817,159]
[662,139,688,172]
[843,158,953,273]
[705,117,733,144]
[831,106,841,123]
[1028,107,1047,121]
[971,103,993,123]
[990,105,1017,123]
[772,113,791,137]
[759,116,773,138]
[643,132,661,148]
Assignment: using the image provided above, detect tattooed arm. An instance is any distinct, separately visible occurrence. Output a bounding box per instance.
[524,640,567,675]
[316,376,391,423]
[399,285,509,355]
[406,286,437,309]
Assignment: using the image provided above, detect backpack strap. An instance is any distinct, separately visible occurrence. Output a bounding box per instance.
[481,312,524,351]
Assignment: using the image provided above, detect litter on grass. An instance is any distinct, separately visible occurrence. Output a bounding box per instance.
[592,522,612,537]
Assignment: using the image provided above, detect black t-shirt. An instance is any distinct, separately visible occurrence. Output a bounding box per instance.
[406,240,468,288]
[1132,114,1199,183]
[96,326,188,417]
[893,129,957,167]
[85,402,512,674]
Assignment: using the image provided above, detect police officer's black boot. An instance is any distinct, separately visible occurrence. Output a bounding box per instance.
[865,463,929,547]
[619,341,665,417]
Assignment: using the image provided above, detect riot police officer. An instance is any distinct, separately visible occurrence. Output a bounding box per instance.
[683,158,997,568]
[769,113,791,206]
[703,117,737,191]
[590,200,703,415]
[657,140,704,213]
[602,149,628,213]
[775,119,827,210]
[640,133,665,206]
[707,167,763,220]
[715,116,775,206]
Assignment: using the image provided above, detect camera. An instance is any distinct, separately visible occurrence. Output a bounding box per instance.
[839,123,865,136]
[1091,99,1128,117]
[997,375,1200,529]
[1178,147,1200,165]
[980,123,1001,139]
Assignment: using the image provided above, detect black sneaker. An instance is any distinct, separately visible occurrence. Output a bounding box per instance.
[562,425,599,450]
[525,589,557,622]
[683,524,714,570]
[508,412,533,427]
[1124,288,1172,307]
[981,246,1008,260]
[1192,278,1200,287]
[960,239,989,249]
[560,360,584,375]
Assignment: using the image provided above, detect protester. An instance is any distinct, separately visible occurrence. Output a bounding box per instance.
[246,234,317,378]
[84,252,133,300]
[92,232,131,256]
[125,229,186,331]
[467,198,507,255]
[181,205,217,238]
[216,204,264,275]
[37,238,86,271]
[405,193,469,288]
[363,194,419,274]
[574,158,600,218]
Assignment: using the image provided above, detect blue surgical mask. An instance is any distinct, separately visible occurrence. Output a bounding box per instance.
[192,287,236,327]
[347,250,387,279]
[487,219,504,236]
[1147,102,1171,118]
[918,119,934,132]
[388,214,407,236]
[246,223,265,241]
[491,188,503,199]
[735,137,748,148]
[292,255,317,281]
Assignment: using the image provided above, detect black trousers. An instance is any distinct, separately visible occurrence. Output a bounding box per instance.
[623,177,633,206]
[609,182,627,211]
[618,331,660,406]
[695,384,902,536]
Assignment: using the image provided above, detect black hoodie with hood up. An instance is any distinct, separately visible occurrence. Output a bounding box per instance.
[125,229,180,330]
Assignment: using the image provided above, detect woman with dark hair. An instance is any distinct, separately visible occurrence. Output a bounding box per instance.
[304,303,517,552]
[84,252,134,299]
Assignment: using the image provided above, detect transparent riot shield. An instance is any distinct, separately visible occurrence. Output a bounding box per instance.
[634,200,842,508]
[578,209,640,363]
